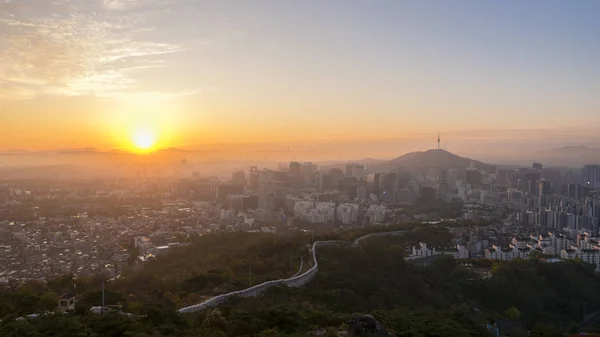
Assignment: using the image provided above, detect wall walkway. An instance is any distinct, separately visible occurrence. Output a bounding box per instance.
[178,230,408,313]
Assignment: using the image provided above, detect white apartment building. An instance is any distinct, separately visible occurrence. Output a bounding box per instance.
[409,243,469,260]
[336,203,359,225]
[364,204,387,224]
[541,233,573,256]
[411,242,436,258]
[577,234,600,250]
[293,201,335,224]
[560,247,600,272]
[134,236,154,255]
[493,232,600,271]
[437,245,470,260]
[484,245,530,261]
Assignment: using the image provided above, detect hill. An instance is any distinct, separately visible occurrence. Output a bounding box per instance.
[544,145,592,155]
[322,157,386,171]
[370,149,494,172]
[2,227,599,336]
[535,146,600,167]
[0,165,110,180]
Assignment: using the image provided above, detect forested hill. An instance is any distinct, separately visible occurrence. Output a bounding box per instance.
[1,227,600,336]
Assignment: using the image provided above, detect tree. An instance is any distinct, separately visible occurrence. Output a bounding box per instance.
[568,321,579,334]
[257,328,280,337]
[511,327,529,337]
[203,309,227,332]
[322,328,339,337]
[505,306,522,321]
[532,322,562,337]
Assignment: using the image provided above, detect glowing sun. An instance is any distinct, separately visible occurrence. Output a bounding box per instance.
[131,128,157,152]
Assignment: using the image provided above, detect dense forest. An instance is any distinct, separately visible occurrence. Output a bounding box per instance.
[1,227,600,336]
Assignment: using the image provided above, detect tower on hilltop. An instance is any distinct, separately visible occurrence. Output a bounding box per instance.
[437,132,440,150]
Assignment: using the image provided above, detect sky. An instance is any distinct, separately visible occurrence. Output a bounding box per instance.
[1,0,600,157]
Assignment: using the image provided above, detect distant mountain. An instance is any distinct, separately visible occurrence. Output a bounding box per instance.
[370,149,493,172]
[322,157,386,170]
[0,149,29,155]
[156,147,218,155]
[544,145,593,155]
[360,157,386,166]
[0,148,103,155]
[0,164,109,179]
[56,147,102,154]
[535,145,600,167]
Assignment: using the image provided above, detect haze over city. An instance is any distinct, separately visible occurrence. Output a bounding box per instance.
[6,1,600,336]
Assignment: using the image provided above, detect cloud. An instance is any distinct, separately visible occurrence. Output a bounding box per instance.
[0,0,187,100]
[103,0,139,10]
[0,85,37,100]
[103,0,174,11]
[116,87,205,104]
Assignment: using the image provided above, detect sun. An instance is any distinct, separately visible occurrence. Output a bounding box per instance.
[131,128,158,152]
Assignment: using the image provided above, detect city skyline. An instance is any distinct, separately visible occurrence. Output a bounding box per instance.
[5,2,600,332]
[2,1,600,155]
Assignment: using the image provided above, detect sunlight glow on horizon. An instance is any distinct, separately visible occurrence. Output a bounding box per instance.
[130,127,159,153]
[2,1,600,153]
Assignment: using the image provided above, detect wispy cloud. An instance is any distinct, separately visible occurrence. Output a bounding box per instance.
[116,87,205,104]
[0,0,191,100]
[103,0,175,11]
[103,0,141,10]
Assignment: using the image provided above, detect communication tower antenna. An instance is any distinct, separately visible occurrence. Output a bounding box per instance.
[437,133,440,150]
[102,279,105,314]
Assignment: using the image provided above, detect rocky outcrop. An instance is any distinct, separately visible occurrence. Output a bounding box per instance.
[347,314,393,337]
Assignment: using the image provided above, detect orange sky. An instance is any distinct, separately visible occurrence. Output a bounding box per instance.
[2,1,600,157]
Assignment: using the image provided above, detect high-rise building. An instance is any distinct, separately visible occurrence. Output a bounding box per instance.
[354,165,366,180]
[190,180,214,201]
[420,187,437,201]
[336,203,359,225]
[289,162,302,176]
[278,162,288,171]
[357,185,367,199]
[232,171,246,184]
[345,164,355,177]
[366,173,381,197]
[379,173,398,202]
[436,168,448,184]
[303,162,317,174]
[248,166,259,189]
[339,177,359,199]
[538,180,552,196]
[259,193,276,211]
[542,168,563,187]
[317,172,332,192]
[328,168,344,189]
[176,179,192,198]
[582,164,600,189]
[568,183,580,199]
[466,169,482,187]
[258,170,275,194]
[243,195,259,209]
[216,184,244,204]
[496,169,512,187]
[436,168,449,199]
[345,163,365,180]
[525,171,541,196]
[227,195,245,211]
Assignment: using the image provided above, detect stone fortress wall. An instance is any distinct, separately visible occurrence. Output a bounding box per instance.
[178,231,408,313]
